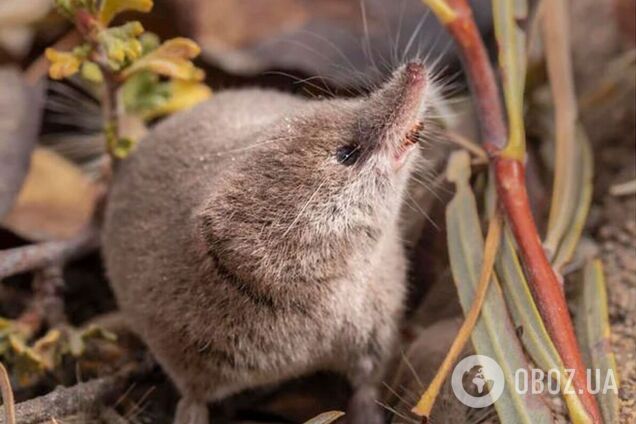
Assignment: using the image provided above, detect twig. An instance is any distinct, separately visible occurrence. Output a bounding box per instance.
[445,130,488,161]
[0,361,148,424]
[0,362,16,424]
[420,0,602,422]
[0,376,118,424]
[438,0,508,154]
[28,265,68,328]
[412,211,502,417]
[0,225,98,280]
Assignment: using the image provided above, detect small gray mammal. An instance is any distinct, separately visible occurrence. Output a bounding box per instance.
[102,61,434,423]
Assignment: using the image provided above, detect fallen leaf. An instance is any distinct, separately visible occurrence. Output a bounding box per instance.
[1,148,98,241]
[0,67,43,220]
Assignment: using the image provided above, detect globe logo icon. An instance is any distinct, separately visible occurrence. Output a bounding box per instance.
[451,355,505,408]
[470,366,491,394]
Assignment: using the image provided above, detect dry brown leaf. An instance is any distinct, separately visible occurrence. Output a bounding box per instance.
[1,148,98,241]
[0,67,42,220]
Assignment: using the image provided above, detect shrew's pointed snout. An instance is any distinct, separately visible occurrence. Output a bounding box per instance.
[360,61,429,169]
[404,61,426,86]
[365,61,428,121]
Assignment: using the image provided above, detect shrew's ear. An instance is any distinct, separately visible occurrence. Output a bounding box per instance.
[195,197,228,261]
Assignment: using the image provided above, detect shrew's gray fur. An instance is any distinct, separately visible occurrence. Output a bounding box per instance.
[102,62,432,424]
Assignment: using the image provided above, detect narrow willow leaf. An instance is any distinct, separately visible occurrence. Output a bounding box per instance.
[552,128,593,270]
[446,151,553,423]
[497,227,560,371]
[496,225,592,423]
[542,0,588,263]
[576,260,621,424]
[302,411,345,424]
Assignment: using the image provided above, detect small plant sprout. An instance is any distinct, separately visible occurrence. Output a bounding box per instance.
[45,0,211,159]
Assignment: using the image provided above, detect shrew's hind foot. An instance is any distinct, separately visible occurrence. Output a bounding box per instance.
[346,386,386,424]
[174,397,209,424]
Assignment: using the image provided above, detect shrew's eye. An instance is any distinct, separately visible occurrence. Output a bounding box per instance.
[335,144,361,166]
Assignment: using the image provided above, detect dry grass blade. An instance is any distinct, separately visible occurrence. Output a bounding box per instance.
[576,260,621,424]
[542,0,589,261]
[302,410,345,424]
[0,362,16,424]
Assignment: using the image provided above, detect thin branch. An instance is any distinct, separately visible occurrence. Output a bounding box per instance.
[0,357,153,424]
[0,376,120,424]
[0,225,98,280]
[0,362,16,424]
[445,130,488,161]
[439,0,508,154]
[29,265,68,327]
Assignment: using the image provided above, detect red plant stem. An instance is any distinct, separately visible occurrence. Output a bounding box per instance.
[495,160,601,423]
[441,1,602,422]
[445,0,507,154]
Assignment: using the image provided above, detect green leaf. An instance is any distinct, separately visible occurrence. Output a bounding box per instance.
[98,0,153,25]
[97,22,144,70]
[112,137,136,159]
[496,222,592,423]
[142,80,212,120]
[81,324,117,343]
[139,32,160,55]
[576,260,621,424]
[54,0,99,19]
[121,37,204,81]
[492,0,528,158]
[446,151,553,423]
[552,128,593,270]
[497,226,561,371]
[80,61,104,83]
[542,0,592,271]
[122,71,171,114]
